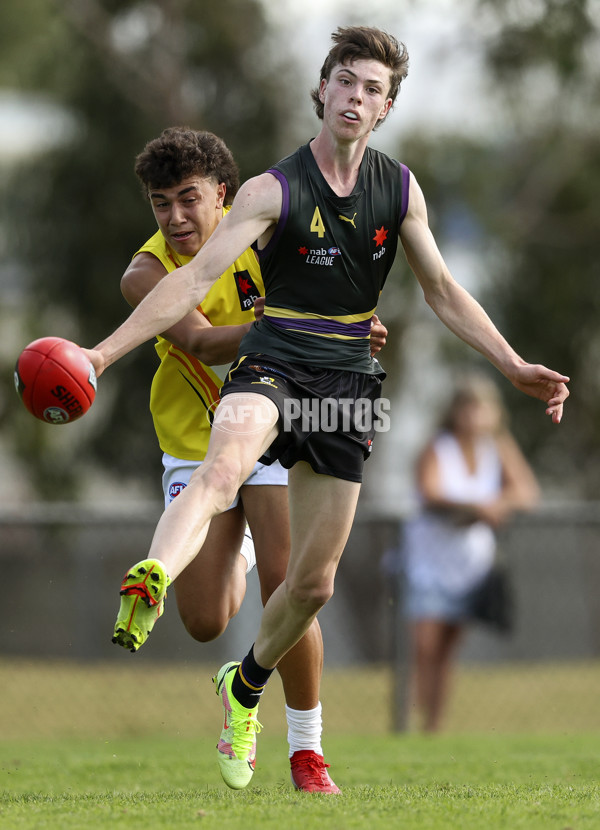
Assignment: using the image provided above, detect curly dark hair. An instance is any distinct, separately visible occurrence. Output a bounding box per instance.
[310,26,409,129]
[134,127,240,205]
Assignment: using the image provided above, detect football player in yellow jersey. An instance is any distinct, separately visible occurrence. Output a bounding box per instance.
[116,127,385,792]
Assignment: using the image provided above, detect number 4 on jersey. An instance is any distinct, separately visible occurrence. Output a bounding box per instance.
[310,206,326,238]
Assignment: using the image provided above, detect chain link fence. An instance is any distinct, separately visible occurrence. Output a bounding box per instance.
[1,503,599,739]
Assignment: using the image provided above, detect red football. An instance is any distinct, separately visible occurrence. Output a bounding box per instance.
[14,337,97,424]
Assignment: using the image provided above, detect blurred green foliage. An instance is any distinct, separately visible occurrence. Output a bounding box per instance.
[395,0,600,494]
[1,0,599,499]
[0,0,293,498]
[475,0,599,493]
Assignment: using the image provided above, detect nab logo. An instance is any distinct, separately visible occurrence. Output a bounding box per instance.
[168,481,187,502]
[233,270,261,312]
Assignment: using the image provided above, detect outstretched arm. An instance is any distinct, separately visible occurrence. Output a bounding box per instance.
[121,252,252,366]
[399,172,569,423]
[85,172,281,376]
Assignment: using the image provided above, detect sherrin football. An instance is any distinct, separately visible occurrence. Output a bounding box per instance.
[14,337,97,424]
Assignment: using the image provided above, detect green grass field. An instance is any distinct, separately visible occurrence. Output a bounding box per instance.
[1,659,599,828]
[3,658,600,738]
[1,733,599,829]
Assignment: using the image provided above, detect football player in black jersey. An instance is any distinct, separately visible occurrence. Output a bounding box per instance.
[84,26,569,788]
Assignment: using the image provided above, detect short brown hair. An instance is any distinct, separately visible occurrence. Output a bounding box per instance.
[134,127,240,205]
[310,26,409,127]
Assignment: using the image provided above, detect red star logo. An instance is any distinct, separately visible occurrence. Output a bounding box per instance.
[373,226,388,247]
[298,246,308,255]
[237,276,251,295]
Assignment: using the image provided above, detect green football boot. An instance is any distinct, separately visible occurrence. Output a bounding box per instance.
[112,558,170,652]
[213,661,263,789]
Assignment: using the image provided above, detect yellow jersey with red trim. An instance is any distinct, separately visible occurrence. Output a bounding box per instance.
[134,216,264,460]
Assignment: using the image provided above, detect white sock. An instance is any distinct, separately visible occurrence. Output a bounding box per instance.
[240,528,256,574]
[286,702,323,757]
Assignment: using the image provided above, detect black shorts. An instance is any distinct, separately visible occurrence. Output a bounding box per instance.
[220,354,387,483]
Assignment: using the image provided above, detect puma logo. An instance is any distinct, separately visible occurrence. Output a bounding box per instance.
[338,212,357,228]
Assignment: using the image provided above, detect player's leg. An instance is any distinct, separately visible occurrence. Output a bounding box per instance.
[215,463,360,790]
[251,461,361,670]
[160,455,253,641]
[239,477,323,708]
[240,480,339,792]
[149,393,278,579]
[112,393,278,652]
[174,502,250,642]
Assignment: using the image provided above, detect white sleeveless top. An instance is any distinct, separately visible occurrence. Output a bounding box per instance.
[402,432,502,595]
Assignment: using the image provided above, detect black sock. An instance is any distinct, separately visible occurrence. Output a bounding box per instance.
[231,645,274,709]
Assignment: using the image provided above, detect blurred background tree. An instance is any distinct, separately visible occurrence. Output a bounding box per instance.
[0,0,293,499]
[475,0,600,495]
[376,0,599,501]
[0,0,598,502]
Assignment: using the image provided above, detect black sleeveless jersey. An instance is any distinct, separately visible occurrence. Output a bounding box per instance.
[240,142,410,373]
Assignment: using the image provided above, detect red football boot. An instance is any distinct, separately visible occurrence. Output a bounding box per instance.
[290,750,341,794]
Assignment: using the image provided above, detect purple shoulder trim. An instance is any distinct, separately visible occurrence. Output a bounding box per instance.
[251,168,289,258]
[399,163,410,226]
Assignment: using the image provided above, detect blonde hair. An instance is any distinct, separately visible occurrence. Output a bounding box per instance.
[440,373,509,434]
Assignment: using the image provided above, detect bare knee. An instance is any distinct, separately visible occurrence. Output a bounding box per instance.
[189,456,244,513]
[414,621,458,663]
[177,589,243,643]
[286,576,334,616]
[180,606,231,643]
[257,563,288,604]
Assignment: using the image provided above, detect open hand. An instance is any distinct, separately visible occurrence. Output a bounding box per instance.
[510,364,570,424]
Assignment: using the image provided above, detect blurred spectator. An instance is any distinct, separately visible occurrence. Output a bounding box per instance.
[401,373,540,732]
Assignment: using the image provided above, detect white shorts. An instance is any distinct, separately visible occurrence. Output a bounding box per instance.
[161,453,288,509]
